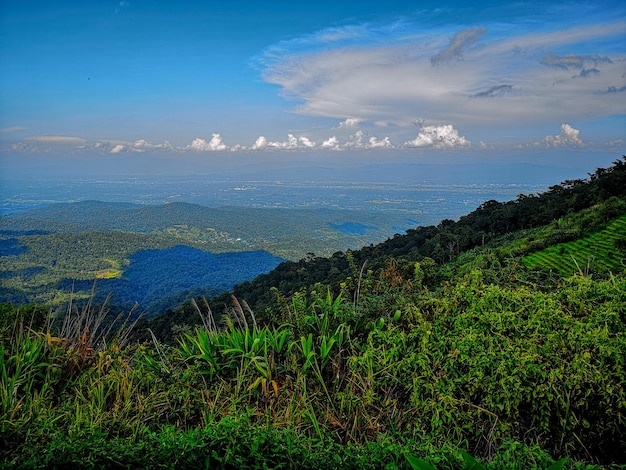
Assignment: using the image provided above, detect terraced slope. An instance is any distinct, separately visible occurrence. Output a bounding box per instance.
[523,214,626,276]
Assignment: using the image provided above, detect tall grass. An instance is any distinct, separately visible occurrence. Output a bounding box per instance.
[2,273,625,468]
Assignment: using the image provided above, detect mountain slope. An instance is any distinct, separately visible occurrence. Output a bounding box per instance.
[60,246,285,314]
[0,201,412,260]
[146,157,626,337]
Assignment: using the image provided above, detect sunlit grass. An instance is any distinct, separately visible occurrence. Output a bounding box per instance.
[523,214,626,276]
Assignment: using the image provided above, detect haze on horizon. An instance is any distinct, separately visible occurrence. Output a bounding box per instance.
[0,0,624,181]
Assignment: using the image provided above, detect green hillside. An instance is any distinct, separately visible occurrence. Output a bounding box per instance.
[1,158,625,469]
[523,215,626,276]
[0,203,412,307]
[0,202,410,260]
[166,158,626,331]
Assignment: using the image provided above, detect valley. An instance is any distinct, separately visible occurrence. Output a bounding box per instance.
[0,178,546,312]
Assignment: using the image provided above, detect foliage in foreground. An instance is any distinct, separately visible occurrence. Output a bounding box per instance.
[2,158,625,468]
[1,268,624,469]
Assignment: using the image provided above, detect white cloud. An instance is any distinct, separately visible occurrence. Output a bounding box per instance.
[606,138,625,150]
[92,138,174,154]
[251,135,269,150]
[259,18,626,132]
[131,139,173,152]
[1,126,27,133]
[485,22,626,56]
[338,118,362,128]
[186,134,228,151]
[299,136,316,148]
[250,132,395,151]
[251,134,316,150]
[534,123,585,148]
[404,125,470,149]
[110,144,126,154]
[24,135,86,145]
[285,134,299,149]
[321,136,341,149]
[341,130,395,149]
[343,130,366,148]
[368,136,393,148]
[10,142,26,151]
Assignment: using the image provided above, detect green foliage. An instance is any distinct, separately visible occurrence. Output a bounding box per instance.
[0,201,405,262]
[405,451,570,470]
[196,159,626,325]
[5,271,624,468]
[407,454,438,470]
[0,231,178,304]
[523,214,626,276]
[0,303,48,340]
[0,204,405,308]
[3,158,626,468]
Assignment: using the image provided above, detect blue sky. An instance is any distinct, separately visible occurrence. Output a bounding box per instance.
[0,0,624,174]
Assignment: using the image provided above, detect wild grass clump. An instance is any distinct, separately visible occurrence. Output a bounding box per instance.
[2,270,625,469]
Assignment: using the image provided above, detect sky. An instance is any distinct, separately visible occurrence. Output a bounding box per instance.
[0,0,625,178]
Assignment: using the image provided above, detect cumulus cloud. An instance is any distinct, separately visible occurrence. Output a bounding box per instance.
[606,138,625,150]
[342,130,395,149]
[186,134,228,151]
[251,134,316,150]
[430,26,487,66]
[110,144,126,154]
[251,135,269,150]
[404,125,471,149]
[131,139,173,152]
[367,136,393,148]
[534,123,585,148]
[343,130,365,148]
[321,136,341,149]
[95,139,174,154]
[244,132,396,151]
[298,136,316,148]
[338,118,362,128]
[284,134,299,149]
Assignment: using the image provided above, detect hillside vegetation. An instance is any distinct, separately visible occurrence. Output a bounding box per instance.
[0,202,408,260]
[1,157,625,469]
[149,157,626,337]
[523,214,626,275]
[0,203,412,309]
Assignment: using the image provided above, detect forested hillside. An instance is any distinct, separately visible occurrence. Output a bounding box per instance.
[0,202,413,309]
[0,202,408,260]
[0,230,285,312]
[1,158,625,469]
[143,157,626,340]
